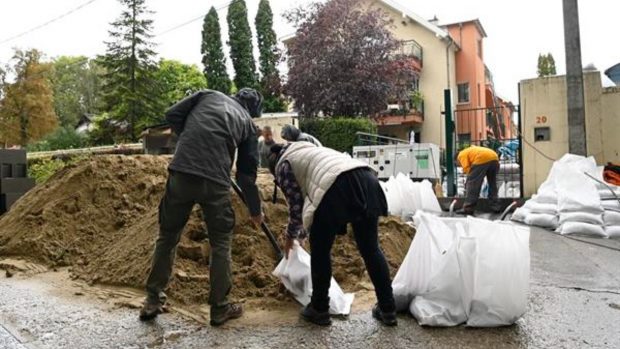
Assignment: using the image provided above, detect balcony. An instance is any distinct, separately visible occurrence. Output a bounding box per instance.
[374,91,425,126]
[393,40,423,69]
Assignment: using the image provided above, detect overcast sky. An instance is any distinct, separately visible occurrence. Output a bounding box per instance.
[0,0,618,103]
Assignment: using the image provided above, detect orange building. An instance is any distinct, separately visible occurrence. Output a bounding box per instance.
[444,19,516,143]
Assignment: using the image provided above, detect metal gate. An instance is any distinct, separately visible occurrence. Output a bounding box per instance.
[443,89,523,199]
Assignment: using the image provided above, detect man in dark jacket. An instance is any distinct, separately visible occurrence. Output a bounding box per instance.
[140,88,264,327]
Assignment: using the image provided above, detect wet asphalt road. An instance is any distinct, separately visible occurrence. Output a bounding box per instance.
[1,226,619,349]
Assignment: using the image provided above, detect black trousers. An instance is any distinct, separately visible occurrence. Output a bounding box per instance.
[309,168,395,313]
[464,160,500,210]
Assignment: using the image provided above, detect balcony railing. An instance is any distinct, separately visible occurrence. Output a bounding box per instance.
[393,40,423,66]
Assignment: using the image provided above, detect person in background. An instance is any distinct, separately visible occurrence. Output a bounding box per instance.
[140,88,264,327]
[267,142,397,327]
[455,145,501,215]
[281,124,322,147]
[258,126,275,168]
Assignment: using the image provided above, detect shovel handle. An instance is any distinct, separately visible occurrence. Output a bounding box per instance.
[231,180,284,260]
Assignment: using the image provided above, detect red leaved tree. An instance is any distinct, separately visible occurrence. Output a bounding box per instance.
[285,0,418,117]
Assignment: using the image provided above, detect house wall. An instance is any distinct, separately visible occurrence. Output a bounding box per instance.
[366,0,457,147]
[447,23,487,141]
[519,71,618,196]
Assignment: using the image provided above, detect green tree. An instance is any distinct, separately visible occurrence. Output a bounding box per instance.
[227,0,257,90]
[155,59,208,107]
[98,0,161,141]
[255,0,285,112]
[51,56,104,129]
[202,7,231,94]
[537,53,557,77]
[0,49,58,146]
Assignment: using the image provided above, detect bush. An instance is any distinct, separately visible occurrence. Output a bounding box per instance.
[299,117,377,153]
[28,155,88,184]
[27,127,88,152]
[28,158,66,184]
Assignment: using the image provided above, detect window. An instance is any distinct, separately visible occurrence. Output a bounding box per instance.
[534,127,551,142]
[477,39,483,59]
[459,133,472,144]
[457,83,470,104]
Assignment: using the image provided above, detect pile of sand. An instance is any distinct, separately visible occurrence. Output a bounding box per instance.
[0,155,414,305]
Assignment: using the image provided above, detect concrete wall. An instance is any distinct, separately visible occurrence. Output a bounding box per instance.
[520,71,620,196]
[253,115,298,143]
[367,0,457,147]
[601,87,620,161]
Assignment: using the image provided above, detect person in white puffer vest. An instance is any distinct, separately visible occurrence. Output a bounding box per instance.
[267,142,397,327]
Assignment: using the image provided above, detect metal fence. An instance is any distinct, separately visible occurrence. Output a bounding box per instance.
[452,105,523,199]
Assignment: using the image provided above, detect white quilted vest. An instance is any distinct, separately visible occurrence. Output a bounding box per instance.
[276,142,370,230]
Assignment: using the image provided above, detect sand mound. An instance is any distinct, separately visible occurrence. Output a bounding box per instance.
[0,155,414,305]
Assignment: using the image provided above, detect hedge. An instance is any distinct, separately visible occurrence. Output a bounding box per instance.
[299,117,377,153]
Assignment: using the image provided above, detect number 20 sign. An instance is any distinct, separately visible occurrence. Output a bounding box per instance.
[536,116,548,124]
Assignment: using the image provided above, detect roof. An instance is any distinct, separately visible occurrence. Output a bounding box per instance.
[378,0,450,39]
[605,63,620,75]
[441,19,488,38]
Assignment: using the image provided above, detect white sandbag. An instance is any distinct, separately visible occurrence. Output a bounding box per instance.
[531,193,557,204]
[465,219,530,327]
[272,243,354,315]
[419,180,442,213]
[392,212,458,312]
[407,214,470,326]
[559,212,604,225]
[396,173,419,219]
[606,226,620,239]
[556,163,603,214]
[557,221,607,238]
[604,210,620,226]
[523,201,557,215]
[511,207,530,223]
[524,213,558,229]
[598,188,620,200]
[409,236,471,327]
[499,181,521,198]
[383,176,403,216]
[602,200,620,211]
[395,213,531,327]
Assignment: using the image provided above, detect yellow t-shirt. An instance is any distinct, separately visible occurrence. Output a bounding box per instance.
[457,146,499,174]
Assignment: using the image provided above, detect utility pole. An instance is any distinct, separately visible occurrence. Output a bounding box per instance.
[563,0,587,155]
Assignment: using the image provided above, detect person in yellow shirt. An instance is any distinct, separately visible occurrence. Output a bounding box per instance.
[455,145,500,215]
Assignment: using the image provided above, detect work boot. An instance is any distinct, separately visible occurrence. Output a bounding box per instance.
[300,303,331,326]
[456,208,475,216]
[372,304,397,327]
[210,303,243,327]
[139,301,164,321]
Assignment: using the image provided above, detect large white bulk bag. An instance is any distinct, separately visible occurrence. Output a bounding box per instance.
[465,219,530,327]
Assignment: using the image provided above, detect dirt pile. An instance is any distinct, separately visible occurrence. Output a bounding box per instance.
[0,155,415,305]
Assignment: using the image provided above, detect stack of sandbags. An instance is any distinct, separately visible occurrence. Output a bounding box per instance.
[589,166,620,239]
[381,173,441,219]
[555,160,606,237]
[512,160,562,228]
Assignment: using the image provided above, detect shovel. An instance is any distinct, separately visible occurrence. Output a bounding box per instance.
[231,180,283,261]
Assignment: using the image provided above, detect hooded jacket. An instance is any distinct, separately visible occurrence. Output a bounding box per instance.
[165,90,261,215]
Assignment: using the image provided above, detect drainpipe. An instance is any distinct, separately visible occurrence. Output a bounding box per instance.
[446,37,454,88]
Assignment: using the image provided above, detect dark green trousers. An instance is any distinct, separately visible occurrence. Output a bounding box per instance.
[464,160,500,210]
[145,170,235,307]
